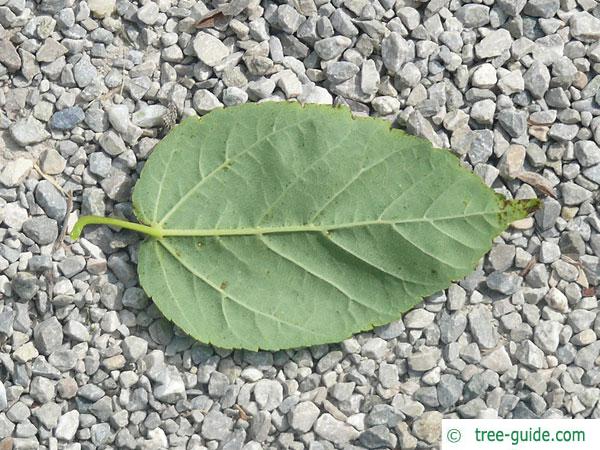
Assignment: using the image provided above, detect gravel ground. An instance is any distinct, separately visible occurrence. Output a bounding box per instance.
[1,0,600,448]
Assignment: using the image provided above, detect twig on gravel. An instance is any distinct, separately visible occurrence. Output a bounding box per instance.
[54,190,73,252]
[33,163,66,195]
[233,404,251,421]
[519,256,537,277]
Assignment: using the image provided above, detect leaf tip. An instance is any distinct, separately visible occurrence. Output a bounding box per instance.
[497,196,541,225]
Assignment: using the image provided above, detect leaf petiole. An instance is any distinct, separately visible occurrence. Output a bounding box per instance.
[70,215,163,240]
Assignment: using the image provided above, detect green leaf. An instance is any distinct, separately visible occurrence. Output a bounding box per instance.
[73,102,538,351]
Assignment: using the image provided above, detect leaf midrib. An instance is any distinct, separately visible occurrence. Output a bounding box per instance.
[153,210,500,237]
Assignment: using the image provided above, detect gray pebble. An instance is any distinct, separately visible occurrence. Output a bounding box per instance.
[73,55,97,88]
[35,181,67,220]
[10,116,50,146]
[202,410,233,440]
[524,62,551,99]
[469,305,498,349]
[289,401,320,432]
[315,36,352,60]
[0,38,21,72]
[22,217,58,245]
[455,4,490,28]
[486,272,522,295]
[314,413,360,445]
[50,106,85,130]
[34,317,63,355]
[381,32,410,74]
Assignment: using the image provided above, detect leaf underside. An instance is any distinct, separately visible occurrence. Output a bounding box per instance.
[133,102,535,351]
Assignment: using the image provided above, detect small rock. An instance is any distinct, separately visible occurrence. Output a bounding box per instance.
[193,32,230,67]
[548,123,579,142]
[22,217,58,245]
[515,340,545,369]
[202,410,233,440]
[30,377,56,404]
[88,0,115,17]
[524,62,551,99]
[360,425,397,448]
[276,70,302,98]
[487,271,522,295]
[89,152,112,178]
[412,411,442,444]
[574,141,600,167]
[91,422,113,446]
[275,4,303,34]
[0,39,21,72]
[471,63,497,88]
[73,55,97,88]
[132,105,168,128]
[10,117,50,146]
[315,36,352,60]
[36,38,68,62]
[34,402,61,429]
[497,110,528,138]
[498,144,527,180]
[469,305,498,349]
[326,61,359,83]
[254,379,283,411]
[378,362,399,388]
[0,159,33,187]
[381,32,410,73]
[193,90,224,114]
[475,29,512,58]
[561,182,591,205]
[14,342,39,363]
[0,382,7,411]
[40,149,66,175]
[471,99,495,125]
[404,309,435,328]
[437,374,464,409]
[523,0,560,18]
[439,310,467,343]
[12,273,39,300]
[122,336,148,361]
[455,4,490,27]
[137,2,159,25]
[314,414,360,445]
[34,317,63,355]
[481,346,513,373]
[35,181,67,220]
[408,347,441,371]
[362,337,387,360]
[153,366,186,403]
[99,131,127,156]
[570,12,600,43]
[289,401,320,433]
[545,287,568,313]
[50,107,85,130]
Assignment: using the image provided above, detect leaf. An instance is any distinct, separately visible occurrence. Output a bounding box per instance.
[74,102,538,351]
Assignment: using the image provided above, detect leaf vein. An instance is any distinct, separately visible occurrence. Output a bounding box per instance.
[309,151,401,223]
[158,239,329,339]
[154,242,201,334]
[157,117,314,226]
[258,235,388,316]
